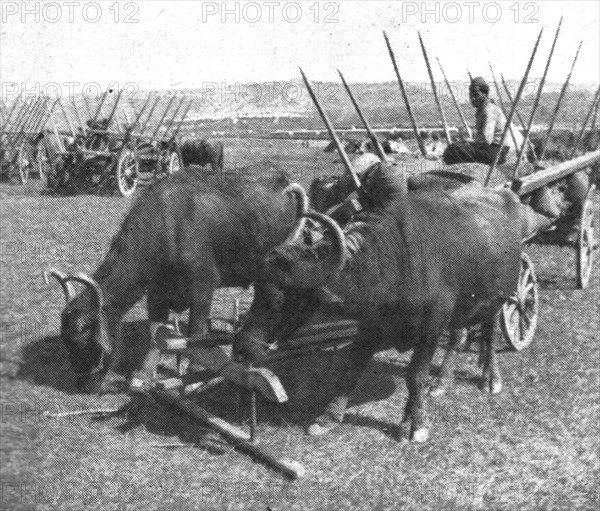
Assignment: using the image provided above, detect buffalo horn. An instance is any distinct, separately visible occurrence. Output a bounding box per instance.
[282,182,309,216]
[303,211,348,277]
[282,183,309,242]
[65,273,105,310]
[43,268,76,303]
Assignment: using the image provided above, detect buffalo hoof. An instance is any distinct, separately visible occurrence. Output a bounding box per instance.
[480,373,503,394]
[307,414,340,436]
[84,371,126,394]
[428,378,450,398]
[411,427,429,443]
[398,421,429,443]
[128,372,155,396]
[307,422,338,436]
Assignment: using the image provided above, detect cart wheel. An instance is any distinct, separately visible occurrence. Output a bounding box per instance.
[46,160,61,190]
[36,144,49,184]
[17,144,30,184]
[501,253,538,351]
[116,148,139,197]
[167,150,182,174]
[576,183,596,289]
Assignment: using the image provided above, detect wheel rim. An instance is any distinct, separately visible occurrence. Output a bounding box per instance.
[577,184,596,289]
[117,149,139,197]
[17,145,30,184]
[168,151,181,174]
[36,145,48,183]
[502,253,538,351]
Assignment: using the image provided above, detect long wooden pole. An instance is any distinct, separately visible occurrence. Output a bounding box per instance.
[82,93,93,118]
[500,75,538,164]
[513,17,562,178]
[12,99,46,148]
[162,96,186,139]
[485,27,543,186]
[12,99,45,146]
[338,70,387,161]
[299,67,361,190]
[569,85,600,159]
[138,95,161,136]
[489,63,527,131]
[131,96,151,130]
[384,31,427,157]
[3,99,26,141]
[540,41,582,160]
[437,57,472,139]
[418,32,452,142]
[2,97,22,133]
[488,65,521,152]
[105,89,123,129]
[7,99,35,145]
[58,99,76,137]
[169,99,194,140]
[151,94,177,140]
[70,97,85,133]
[153,389,305,480]
[91,90,109,124]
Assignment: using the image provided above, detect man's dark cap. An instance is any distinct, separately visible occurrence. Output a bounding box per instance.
[470,76,489,94]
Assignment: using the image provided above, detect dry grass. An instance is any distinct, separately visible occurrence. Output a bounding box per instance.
[1,139,598,511]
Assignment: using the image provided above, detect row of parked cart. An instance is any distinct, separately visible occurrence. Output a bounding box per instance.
[1,90,194,197]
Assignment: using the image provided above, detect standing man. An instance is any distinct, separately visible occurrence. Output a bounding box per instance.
[443,76,523,165]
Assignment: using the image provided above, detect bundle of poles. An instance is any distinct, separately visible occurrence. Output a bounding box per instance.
[297,23,598,192]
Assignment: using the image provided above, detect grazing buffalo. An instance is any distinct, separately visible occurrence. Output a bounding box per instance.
[180,139,224,171]
[234,164,524,442]
[45,166,308,393]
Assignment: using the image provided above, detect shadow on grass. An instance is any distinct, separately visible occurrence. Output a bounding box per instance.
[16,320,152,394]
[17,318,488,442]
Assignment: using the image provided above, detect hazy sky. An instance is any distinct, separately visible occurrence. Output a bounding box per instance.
[1,0,599,95]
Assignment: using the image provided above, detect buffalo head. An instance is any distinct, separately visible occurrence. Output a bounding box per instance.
[44,269,113,392]
[265,211,348,290]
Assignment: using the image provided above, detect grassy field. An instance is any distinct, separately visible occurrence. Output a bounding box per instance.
[1,139,598,511]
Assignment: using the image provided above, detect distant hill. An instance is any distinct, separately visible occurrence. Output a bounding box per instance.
[154,79,598,134]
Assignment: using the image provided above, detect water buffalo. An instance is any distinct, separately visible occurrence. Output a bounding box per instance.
[234,167,523,442]
[180,139,224,171]
[45,166,308,394]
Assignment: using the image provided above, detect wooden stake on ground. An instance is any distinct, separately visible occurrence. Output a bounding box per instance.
[153,388,305,479]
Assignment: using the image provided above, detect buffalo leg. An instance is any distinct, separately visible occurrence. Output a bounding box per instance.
[307,327,378,436]
[399,305,451,442]
[187,269,220,340]
[480,309,503,394]
[129,285,171,392]
[429,328,468,397]
[91,310,127,394]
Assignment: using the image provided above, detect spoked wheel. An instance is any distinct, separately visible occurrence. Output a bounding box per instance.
[36,143,49,184]
[576,183,597,289]
[167,150,182,174]
[501,253,538,351]
[116,148,139,197]
[17,143,31,184]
